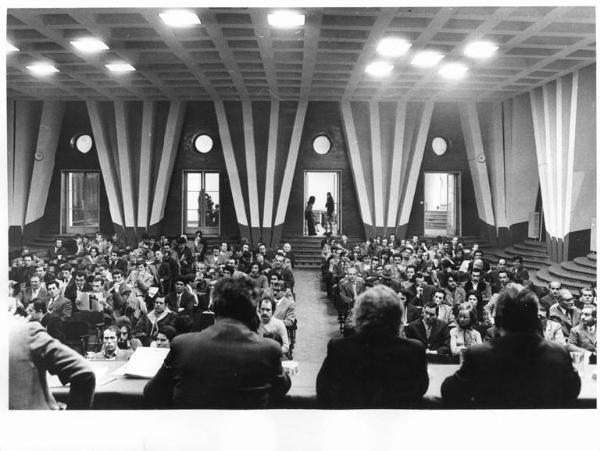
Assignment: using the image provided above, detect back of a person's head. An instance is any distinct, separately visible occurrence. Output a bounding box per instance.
[352,285,403,336]
[212,277,259,327]
[495,287,539,334]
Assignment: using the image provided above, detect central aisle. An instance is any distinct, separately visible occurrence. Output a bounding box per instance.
[291,270,340,364]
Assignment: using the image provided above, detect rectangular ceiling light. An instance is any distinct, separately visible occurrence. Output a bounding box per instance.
[411,50,444,68]
[267,11,305,28]
[71,38,109,53]
[26,63,59,75]
[105,63,136,72]
[159,10,201,27]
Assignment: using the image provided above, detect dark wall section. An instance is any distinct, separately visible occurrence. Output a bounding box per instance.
[161,101,239,240]
[42,101,112,237]
[407,102,480,238]
[283,102,363,239]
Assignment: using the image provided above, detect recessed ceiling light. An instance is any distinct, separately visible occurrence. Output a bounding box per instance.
[159,10,201,27]
[26,63,59,75]
[464,41,498,59]
[411,50,444,68]
[6,42,19,52]
[267,11,305,28]
[365,61,394,77]
[376,38,412,57]
[71,38,109,53]
[105,63,136,72]
[439,63,469,80]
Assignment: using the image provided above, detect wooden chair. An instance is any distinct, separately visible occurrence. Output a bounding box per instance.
[72,311,105,352]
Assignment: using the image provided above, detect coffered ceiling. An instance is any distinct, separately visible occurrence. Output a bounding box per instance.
[5,6,596,102]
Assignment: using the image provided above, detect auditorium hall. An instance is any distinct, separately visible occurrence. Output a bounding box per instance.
[4,4,598,419]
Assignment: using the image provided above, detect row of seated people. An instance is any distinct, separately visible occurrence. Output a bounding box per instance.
[321,234,597,362]
[8,233,299,358]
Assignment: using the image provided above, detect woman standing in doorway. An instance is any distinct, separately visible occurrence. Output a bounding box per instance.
[325,192,335,233]
[305,196,316,235]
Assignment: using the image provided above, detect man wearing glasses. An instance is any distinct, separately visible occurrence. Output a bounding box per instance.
[272,281,296,328]
[549,289,582,337]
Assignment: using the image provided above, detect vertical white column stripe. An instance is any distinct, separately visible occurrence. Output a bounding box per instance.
[459,102,496,225]
[13,102,37,228]
[114,101,136,227]
[262,101,279,228]
[369,102,384,227]
[398,102,434,226]
[542,85,556,236]
[87,101,125,227]
[556,79,564,236]
[137,101,155,229]
[214,100,248,226]
[529,91,549,236]
[7,101,16,225]
[564,70,579,238]
[25,101,65,224]
[242,101,260,228]
[341,100,373,226]
[491,102,507,228]
[274,100,308,226]
[149,101,186,226]
[387,101,406,228]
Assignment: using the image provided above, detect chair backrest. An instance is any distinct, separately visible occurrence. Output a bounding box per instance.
[62,320,89,339]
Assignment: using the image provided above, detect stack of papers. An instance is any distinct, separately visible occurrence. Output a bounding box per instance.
[115,347,170,379]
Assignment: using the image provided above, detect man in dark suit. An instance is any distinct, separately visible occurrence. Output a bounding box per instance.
[22,274,49,307]
[143,277,291,408]
[46,280,73,321]
[317,285,429,408]
[441,288,581,408]
[549,288,582,337]
[404,301,451,355]
[166,276,196,312]
[26,300,65,342]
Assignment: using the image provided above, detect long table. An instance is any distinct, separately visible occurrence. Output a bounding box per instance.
[52,361,597,409]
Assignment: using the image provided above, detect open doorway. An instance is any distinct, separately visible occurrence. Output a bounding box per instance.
[424,172,461,237]
[304,171,340,236]
[61,170,100,234]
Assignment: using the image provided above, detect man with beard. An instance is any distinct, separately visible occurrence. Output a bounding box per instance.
[258,297,289,355]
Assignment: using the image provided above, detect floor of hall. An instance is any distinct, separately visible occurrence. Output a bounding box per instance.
[286,269,340,396]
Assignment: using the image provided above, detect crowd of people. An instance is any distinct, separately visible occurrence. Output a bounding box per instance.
[321,233,597,362]
[7,230,598,409]
[8,231,297,358]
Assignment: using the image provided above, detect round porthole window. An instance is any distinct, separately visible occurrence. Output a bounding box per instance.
[193,134,214,153]
[431,137,448,156]
[71,133,94,154]
[313,134,332,155]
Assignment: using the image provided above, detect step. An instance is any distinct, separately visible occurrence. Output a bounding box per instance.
[536,268,587,292]
[486,249,552,268]
[515,241,548,252]
[523,239,547,248]
[560,260,597,277]
[547,264,597,285]
[573,256,597,269]
[505,245,548,258]
[588,253,597,261]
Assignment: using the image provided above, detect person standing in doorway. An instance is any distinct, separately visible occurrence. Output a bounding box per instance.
[325,192,335,233]
[305,196,316,236]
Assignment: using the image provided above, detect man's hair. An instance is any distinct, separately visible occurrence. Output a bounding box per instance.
[73,270,87,280]
[352,285,403,335]
[512,255,523,263]
[157,325,177,341]
[494,287,539,333]
[104,325,120,335]
[60,263,72,272]
[112,269,123,277]
[260,297,277,314]
[31,300,47,314]
[46,280,59,290]
[212,277,260,328]
[424,301,438,310]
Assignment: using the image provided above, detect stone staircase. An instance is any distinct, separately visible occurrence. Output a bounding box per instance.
[278,236,331,269]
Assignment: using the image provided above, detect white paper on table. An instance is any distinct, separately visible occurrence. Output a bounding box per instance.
[120,347,170,379]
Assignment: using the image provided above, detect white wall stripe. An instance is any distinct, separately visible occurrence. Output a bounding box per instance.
[274,100,308,226]
[341,100,373,226]
[387,101,406,228]
[149,101,186,226]
[491,102,507,228]
[114,101,136,227]
[137,101,155,229]
[7,101,16,226]
[242,100,261,228]
[542,85,556,236]
[369,102,384,227]
[398,102,434,226]
[529,90,552,237]
[25,101,65,225]
[214,100,248,226]
[459,102,496,225]
[564,70,579,238]
[262,101,279,229]
[87,101,125,227]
